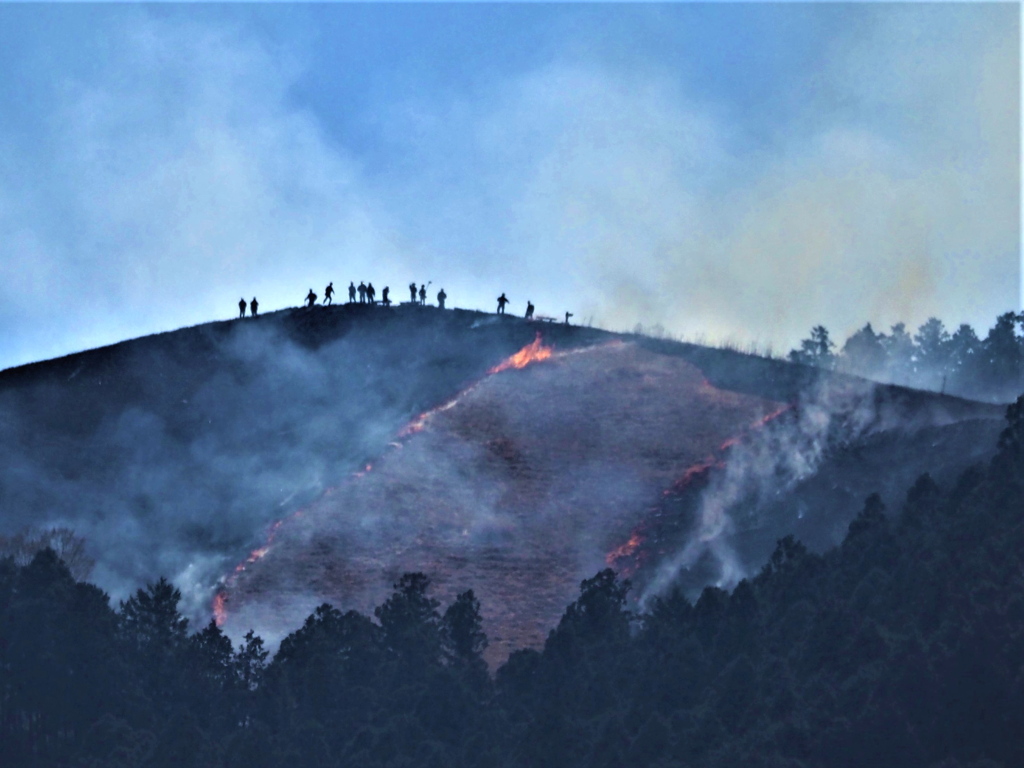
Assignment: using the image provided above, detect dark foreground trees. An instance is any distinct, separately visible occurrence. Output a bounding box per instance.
[2,396,1023,766]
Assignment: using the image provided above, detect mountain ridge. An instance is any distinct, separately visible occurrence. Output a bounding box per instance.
[0,304,1004,659]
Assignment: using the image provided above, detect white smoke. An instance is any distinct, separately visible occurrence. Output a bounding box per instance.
[0,5,1016,371]
[639,377,882,606]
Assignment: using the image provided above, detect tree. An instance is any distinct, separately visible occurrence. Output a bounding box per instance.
[119,577,188,650]
[0,526,95,581]
[188,619,236,727]
[642,585,694,647]
[846,493,887,539]
[789,326,836,369]
[441,589,488,677]
[269,603,381,727]
[840,323,887,378]
[981,312,1023,399]
[901,473,941,529]
[118,577,189,708]
[3,549,126,760]
[914,318,951,389]
[947,323,982,395]
[191,618,234,689]
[375,572,442,668]
[881,322,916,384]
[546,569,633,668]
[993,394,1024,481]
[236,629,269,692]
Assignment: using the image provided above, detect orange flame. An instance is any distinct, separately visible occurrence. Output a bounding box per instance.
[606,532,644,567]
[399,334,554,438]
[208,593,225,626]
[398,396,462,438]
[718,406,792,452]
[488,333,554,374]
[213,592,227,627]
[609,404,795,573]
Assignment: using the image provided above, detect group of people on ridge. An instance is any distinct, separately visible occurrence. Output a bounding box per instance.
[300,281,446,309]
[406,283,447,308]
[236,284,571,324]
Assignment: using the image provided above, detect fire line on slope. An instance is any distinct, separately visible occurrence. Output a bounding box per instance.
[604,405,793,576]
[214,333,566,626]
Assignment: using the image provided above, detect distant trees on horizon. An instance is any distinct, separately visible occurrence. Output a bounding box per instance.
[789,310,1024,402]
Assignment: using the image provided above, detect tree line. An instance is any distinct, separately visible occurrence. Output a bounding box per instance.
[2,395,1023,767]
[789,311,1024,402]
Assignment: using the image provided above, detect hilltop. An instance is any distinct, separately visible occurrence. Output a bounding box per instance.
[0,303,1004,660]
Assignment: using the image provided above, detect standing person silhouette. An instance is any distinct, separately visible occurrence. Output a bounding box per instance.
[525,301,534,320]
[250,297,259,317]
[497,293,509,314]
[238,298,247,318]
[437,288,447,309]
[418,284,427,305]
[324,282,334,305]
[358,282,367,303]
[367,283,376,304]
[382,286,391,306]
[409,283,417,303]
[565,311,573,325]
[348,282,356,303]
[305,289,317,308]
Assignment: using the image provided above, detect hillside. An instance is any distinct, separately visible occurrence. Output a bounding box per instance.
[0,304,1004,659]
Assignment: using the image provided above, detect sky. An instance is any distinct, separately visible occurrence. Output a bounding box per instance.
[0,2,1019,370]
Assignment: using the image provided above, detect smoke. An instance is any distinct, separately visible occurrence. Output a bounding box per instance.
[215,339,780,655]
[0,11,401,369]
[0,310,520,622]
[369,4,1019,349]
[639,377,886,606]
[0,5,1017,371]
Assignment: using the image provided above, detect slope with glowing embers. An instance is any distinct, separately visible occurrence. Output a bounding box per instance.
[218,341,784,663]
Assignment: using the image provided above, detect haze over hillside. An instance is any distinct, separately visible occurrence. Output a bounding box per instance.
[0,303,1004,659]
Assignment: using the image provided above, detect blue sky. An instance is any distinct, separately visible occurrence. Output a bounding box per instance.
[0,3,1018,369]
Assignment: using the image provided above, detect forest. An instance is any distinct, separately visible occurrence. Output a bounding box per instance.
[2,393,1022,767]
[788,311,1024,403]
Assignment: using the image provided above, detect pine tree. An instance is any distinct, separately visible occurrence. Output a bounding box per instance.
[441,589,488,679]
[236,630,269,692]
[840,323,887,378]
[375,572,443,668]
[789,325,836,369]
[118,577,189,709]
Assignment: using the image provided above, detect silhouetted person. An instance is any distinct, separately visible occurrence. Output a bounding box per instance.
[437,288,447,309]
[250,297,259,317]
[348,282,356,303]
[565,311,573,325]
[382,286,391,306]
[525,301,535,320]
[419,284,427,305]
[238,298,247,318]
[358,282,367,303]
[367,283,376,304]
[409,283,417,302]
[324,282,334,305]
[305,289,317,308]
[497,293,509,314]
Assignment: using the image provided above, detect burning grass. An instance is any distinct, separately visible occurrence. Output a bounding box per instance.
[217,341,785,664]
[487,332,553,374]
